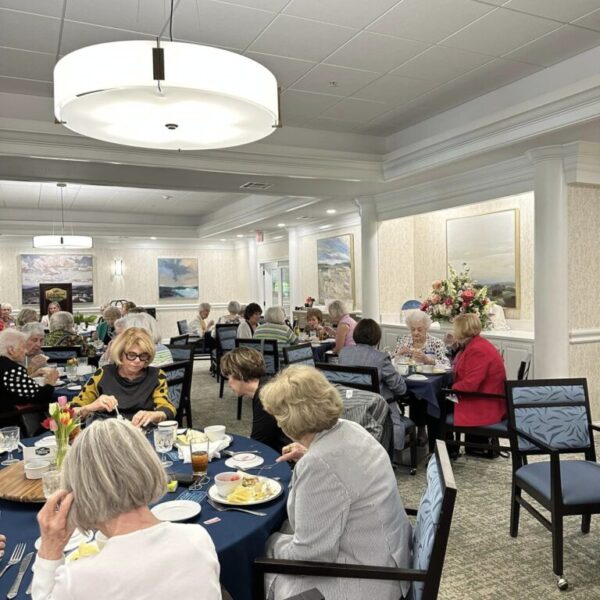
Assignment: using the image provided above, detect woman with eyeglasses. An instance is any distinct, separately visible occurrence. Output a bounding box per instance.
[72,328,175,428]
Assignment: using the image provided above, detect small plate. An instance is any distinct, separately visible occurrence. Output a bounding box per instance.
[35,529,94,552]
[208,477,282,506]
[407,374,428,381]
[34,436,56,448]
[151,500,201,522]
[67,384,82,391]
[51,380,66,387]
[224,454,264,469]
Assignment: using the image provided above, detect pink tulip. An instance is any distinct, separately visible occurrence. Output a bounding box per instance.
[57,395,68,408]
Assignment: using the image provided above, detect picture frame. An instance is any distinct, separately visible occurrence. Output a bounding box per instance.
[157,257,199,300]
[317,234,355,308]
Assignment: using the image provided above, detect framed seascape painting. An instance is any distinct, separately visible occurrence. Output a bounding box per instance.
[317,234,354,307]
[157,258,199,300]
[446,209,520,309]
[21,254,94,304]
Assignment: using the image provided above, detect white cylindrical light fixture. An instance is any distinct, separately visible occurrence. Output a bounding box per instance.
[113,258,124,277]
[32,235,93,249]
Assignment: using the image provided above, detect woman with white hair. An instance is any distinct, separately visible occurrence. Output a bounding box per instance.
[45,312,96,357]
[260,366,412,600]
[394,310,450,368]
[32,419,221,599]
[216,301,241,326]
[21,322,48,377]
[1,303,16,328]
[327,299,357,354]
[189,302,214,336]
[0,329,58,407]
[40,301,61,329]
[121,312,173,366]
[254,306,297,345]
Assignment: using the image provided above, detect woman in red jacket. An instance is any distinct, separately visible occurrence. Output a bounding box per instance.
[451,313,506,426]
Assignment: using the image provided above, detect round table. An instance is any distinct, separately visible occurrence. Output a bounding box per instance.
[0,433,291,600]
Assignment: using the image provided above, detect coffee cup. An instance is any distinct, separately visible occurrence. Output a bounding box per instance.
[204,425,226,442]
[25,459,50,480]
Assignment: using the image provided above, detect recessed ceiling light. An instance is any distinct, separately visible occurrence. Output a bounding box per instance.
[150,236,157,240]
[326,209,337,214]
[220,238,227,242]
[277,223,285,227]
[319,225,331,230]
[273,235,284,240]
[236,234,244,238]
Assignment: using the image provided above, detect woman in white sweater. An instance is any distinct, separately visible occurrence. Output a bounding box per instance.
[260,366,412,600]
[32,419,221,600]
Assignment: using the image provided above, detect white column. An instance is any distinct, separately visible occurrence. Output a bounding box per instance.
[247,238,259,301]
[527,147,569,377]
[355,197,380,320]
[287,226,302,309]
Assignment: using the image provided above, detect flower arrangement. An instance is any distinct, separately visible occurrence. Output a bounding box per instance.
[42,396,79,469]
[305,296,315,308]
[420,264,493,328]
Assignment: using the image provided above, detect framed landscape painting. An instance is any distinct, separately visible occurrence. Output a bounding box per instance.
[21,254,94,304]
[446,209,520,309]
[317,234,354,307]
[157,258,199,300]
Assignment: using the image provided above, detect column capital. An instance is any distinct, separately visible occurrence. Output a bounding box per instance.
[525,145,565,165]
[354,196,377,218]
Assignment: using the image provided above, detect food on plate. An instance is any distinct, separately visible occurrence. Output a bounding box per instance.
[226,474,274,504]
[176,429,208,445]
[68,541,100,562]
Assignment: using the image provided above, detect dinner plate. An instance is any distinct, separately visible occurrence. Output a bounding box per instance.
[151,500,201,522]
[175,433,232,449]
[35,529,94,552]
[407,374,428,381]
[67,384,82,391]
[224,453,264,469]
[51,380,66,387]
[208,477,283,507]
[34,436,57,447]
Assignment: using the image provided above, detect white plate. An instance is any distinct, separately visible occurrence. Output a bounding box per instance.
[224,454,264,469]
[151,500,201,522]
[67,384,82,391]
[407,374,428,381]
[208,477,283,506]
[35,529,94,552]
[34,436,56,448]
[51,380,66,387]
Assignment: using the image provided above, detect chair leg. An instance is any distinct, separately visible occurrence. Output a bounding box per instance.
[510,484,521,537]
[237,396,243,420]
[409,427,417,475]
[219,377,225,399]
[552,515,565,582]
[582,514,591,534]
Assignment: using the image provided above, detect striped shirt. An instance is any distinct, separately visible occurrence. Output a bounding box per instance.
[253,323,297,346]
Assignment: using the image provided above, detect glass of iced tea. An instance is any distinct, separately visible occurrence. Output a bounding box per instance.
[190,439,208,478]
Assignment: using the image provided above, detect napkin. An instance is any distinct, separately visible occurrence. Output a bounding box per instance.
[177,438,230,464]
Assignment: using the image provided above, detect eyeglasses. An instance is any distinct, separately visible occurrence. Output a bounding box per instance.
[123,352,150,362]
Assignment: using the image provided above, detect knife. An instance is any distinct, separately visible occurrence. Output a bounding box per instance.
[7,552,33,599]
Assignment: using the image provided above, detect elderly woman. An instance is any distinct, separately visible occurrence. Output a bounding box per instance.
[260,366,412,600]
[98,317,127,368]
[451,313,507,426]
[217,301,241,326]
[327,300,356,354]
[395,310,450,368]
[72,328,175,427]
[32,419,221,599]
[0,329,58,407]
[21,322,48,377]
[254,306,297,346]
[16,308,38,329]
[221,347,291,452]
[189,302,214,336]
[45,312,96,357]
[121,313,173,366]
[1,303,16,328]
[40,302,61,329]
[95,306,121,345]
[236,302,263,339]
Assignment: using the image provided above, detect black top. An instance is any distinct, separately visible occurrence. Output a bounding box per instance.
[250,377,291,453]
[0,356,54,407]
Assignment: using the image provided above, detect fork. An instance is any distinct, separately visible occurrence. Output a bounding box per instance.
[206,498,266,517]
[0,543,25,579]
[113,405,124,421]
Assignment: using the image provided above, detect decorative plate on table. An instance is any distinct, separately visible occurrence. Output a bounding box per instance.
[151,500,201,522]
[208,476,282,506]
[224,453,264,469]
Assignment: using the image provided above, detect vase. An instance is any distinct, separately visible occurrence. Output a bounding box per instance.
[55,432,69,470]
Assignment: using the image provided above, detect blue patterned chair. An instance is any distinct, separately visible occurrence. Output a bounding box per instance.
[215,324,240,397]
[253,440,457,600]
[506,378,600,591]
[160,360,194,428]
[282,342,315,367]
[41,346,82,364]
[169,334,189,346]
[314,362,380,394]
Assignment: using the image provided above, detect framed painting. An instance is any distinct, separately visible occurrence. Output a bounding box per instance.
[317,234,354,308]
[446,209,520,309]
[21,254,94,305]
[158,258,199,300]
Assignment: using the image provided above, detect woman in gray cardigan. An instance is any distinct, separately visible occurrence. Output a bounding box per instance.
[260,366,412,600]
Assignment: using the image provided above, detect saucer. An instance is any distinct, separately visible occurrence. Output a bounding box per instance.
[224,454,264,469]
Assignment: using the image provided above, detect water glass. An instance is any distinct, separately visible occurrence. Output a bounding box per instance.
[42,469,62,499]
[153,428,173,468]
[0,427,19,466]
[65,364,77,382]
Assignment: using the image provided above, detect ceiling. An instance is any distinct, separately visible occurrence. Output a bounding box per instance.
[2,0,600,136]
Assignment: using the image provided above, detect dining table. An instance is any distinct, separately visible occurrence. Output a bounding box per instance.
[0,432,292,600]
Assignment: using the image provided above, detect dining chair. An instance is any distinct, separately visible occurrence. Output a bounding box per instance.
[314,362,380,394]
[160,360,194,428]
[214,324,243,397]
[169,334,189,346]
[41,346,82,364]
[177,319,189,335]
[165,343,194,363]
[506,378,600,591]
[282,342,315,367]
[253,440,457,600]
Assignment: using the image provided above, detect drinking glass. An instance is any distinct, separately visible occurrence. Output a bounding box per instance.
[0,427,19,466]
[65,363,77,383]
[42,469,62,499]
[190,439,209,478]
[153,428,173,468]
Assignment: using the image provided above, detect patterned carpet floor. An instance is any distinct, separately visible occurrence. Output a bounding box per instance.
[189,361,600,599]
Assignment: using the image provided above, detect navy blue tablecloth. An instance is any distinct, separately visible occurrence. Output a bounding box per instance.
[0,433,291,600]
[405,372,453,418]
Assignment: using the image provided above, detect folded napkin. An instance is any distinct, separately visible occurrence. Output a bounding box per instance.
[177,438,229,464]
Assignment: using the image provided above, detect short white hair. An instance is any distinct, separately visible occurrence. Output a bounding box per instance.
[21,322,45,338]
[405,310,431,330]
[122,312,162,344]
[328,300,347,319]
[1,303,12,310]
[264,306,286,325]
[49,311,74,332]
[61,419,167,531]
[0,329,27,357]
[227,300,241,314]
[199,302,211,312]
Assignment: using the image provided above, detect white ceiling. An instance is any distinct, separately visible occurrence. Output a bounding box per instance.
[1,0,600,135]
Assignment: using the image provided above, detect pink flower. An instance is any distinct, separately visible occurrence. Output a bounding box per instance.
[462,289,475,301]
[431,294,441,305]
[444,298,453,306]
[432,280,442,290]
[420,302,429,311]
[49,420,58,432]
[57,395,68,408]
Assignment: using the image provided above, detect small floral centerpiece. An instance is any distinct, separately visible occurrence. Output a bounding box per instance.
[305,296,315,308]
[421,264,493,329]
[42,396,79,469]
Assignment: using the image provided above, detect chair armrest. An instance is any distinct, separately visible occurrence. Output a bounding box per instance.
[512,426,558,454]
[441,388,505,399]
[254,557,427,582]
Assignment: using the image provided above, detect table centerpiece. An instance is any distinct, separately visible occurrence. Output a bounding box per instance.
[41,395,79,469]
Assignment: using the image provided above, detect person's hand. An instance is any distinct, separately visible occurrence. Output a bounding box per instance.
[207,319,215,329]
[0,534,6,558]
[396,345,411,357]
[43,369,59,385]
[412,349,434,365]
[88,394,118,413]
[37,490,76,560]
[276,442,307,463]
[30,354,48,370]
[131,410,163,428]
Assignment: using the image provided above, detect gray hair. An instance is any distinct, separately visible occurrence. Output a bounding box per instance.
[16,308,38,328]
[21,322,45,338]
[113,317,127,334]
[0,329,27,357]
[227,300,241,315]
[199,302,211,312]
[264,306,286,325]
[103,306,122,320]
[61,419,167,531]
[1,303,12,311]
[49,311,74,332]
[405,309,431,330]
[328,300,347,320]
[122,312,162,344]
